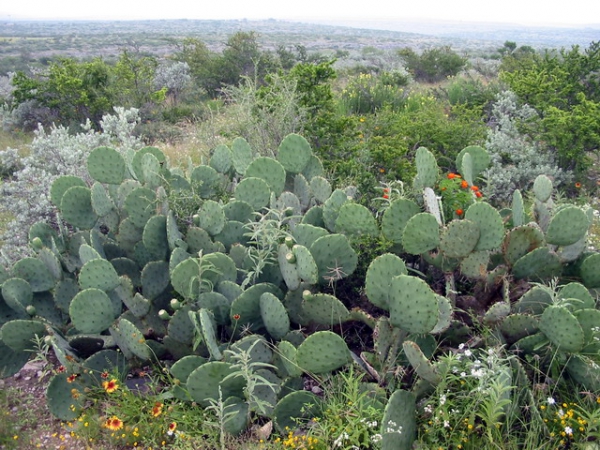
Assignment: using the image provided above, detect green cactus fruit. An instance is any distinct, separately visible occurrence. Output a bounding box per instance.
[558,282,595,310]
[60,185,98,230]
[460,251,490,279]
[70,288,117,334]
[381,389,417,450]
[273,391,322,434]
[513,286,554,315]
[50,175,87,207]
[187,361,246,407]
[365,253,408,310]
[322,189,350,232]
[533,174,553,202]
[439,219,480,258]
[2,278,33,315]
[195,309,222,360]
[301,291,350,325]
[455,145,490,181]
[389,275,438,334]
[234,177,271,210]
[464,202,504,251]
[431,295,453,334]
[309,234,358,284]
[513,247,562,281]
[545,206,590,247]
[499,314,540,345]
[0,319,46,352]
[483,301,511,325]
[402,213,440,255]
[109,317,151,360]
[539,305,585,353]
[502,225,546,266]
[230,283,283,331]
[231,137,254,175]
[381,198,421,244]
[13,257,55,292]
[274,340,302,378]
[566,355,600,391]
[302,154,325,181]
[581,253,600,288]
[124,187,157,229]
[335,203,378,237]
[291,223,328,248]
[512,190,525,227]
[309,176,332,204]
[413,146,439,190]
[79,258,120,291]
[46,373,85,420]
[209,144,233,173]
[296,331,351,374]
[245,157,286,196]
[29,221,60,251]
[402,340,441,385]
[277,133,312,174]
[141,215,168,261]
[87,146,126,184]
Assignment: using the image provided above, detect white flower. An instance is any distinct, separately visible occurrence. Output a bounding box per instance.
[444,420,450,428]
[547,397,556,405]
[371,434,382,443]
[464,349,472,357]
[440,394,447,406]
[458,343,465,350]
[471,368,484,378]
[565,426,573,435]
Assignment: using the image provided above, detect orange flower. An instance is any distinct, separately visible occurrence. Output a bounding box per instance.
[233,314,241,321]
[151,402,163,418]
[475,191,483,198]
[67,374,78,383]
[460,180,469,189]
[383,194,389,199]
[103,379,119,394]
[379,168,385,174]
[105,416,124,431]
[455,209,464,216]
[471,185,479,192]
[441,187,447,191]
[575,182,582,189]
[447,173,457,179]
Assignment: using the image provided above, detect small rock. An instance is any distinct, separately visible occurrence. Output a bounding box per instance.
[311,386,323,395]
[24,376,32,381]
[36,371,44,378]
[13,372,21,380]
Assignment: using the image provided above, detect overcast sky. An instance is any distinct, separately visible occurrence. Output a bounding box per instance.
[1,0,598,26]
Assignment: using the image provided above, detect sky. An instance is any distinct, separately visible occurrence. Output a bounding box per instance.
[0,0,598,26]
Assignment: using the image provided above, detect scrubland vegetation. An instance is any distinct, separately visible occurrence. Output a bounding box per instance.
[0,19,600,450]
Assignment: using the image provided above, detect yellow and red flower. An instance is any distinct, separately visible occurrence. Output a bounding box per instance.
[102,379,119,394]
[66,374,78,383]
[233,314,241,321]
[105,416,124,431]
[151,402,163,418]
[167,422,177,435]
[575,182,582,189]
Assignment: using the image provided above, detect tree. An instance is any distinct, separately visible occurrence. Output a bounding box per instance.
[398,46,467,83]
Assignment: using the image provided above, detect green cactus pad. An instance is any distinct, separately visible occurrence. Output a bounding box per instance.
[402,213,440,255]
[574,309,600,344]
[381,198,422,244]
[46,373,85,420]
[413,146,439,189]
[187,361,246,407]
[381,389,416,450]
[223,200,254,223]
[296,331,351,374]
[141,261,170,301]
[170,355,207,383]
[512,247,562,281]
[278,244,301,291]
[274,340,302,378]
[439,219,480,258]
[213,220,247,252]
[60,185,98,230]
[245,157,286,196]
[302,154,325,181]
[460,251,490,279]
[191,165,222,198]
[558,282,595,310]
[499,314,540,345]
[309,176,332,204]
[455,145,490,180]
[365,253,408,310]
[502,225,546,266]
[431,295,453,334]
[335,203,378,237]
[87,146,126,185]
[292,223,328,248]
[131,147,166,182]
[0,338,33,377]
[90,182,116,217]
[13,257,56,292]
[0,319,46,352]
[70,288,117,334]
[197,309,222,360]
[511,190,525,227]
[309,234,358,284]
[277,133,312,173]
[50,175,87,207]
[124,187,157,229]
[322,189,350,232]
[231,137,254,175]
[110,318,151,360]
[389,275,438,334]
[197,200,226,236]
[79,258,120,291]
[223,397,250,435]
[209,144,233,173]
[201,252,237,287]
[533,174,553,202]
[230,283,283,331]
[167,306,196,345]
[198,292,231,325]
[482,301,511,325]
[273,391,322,434]
[2,278,33,315]
[53,278,79,313]
[566,355,600,391]
[581,253,600,288]
[301,291,350,325]
[291,244,318,284]
[539,305,585,353]
[513,286,554,315]
[171,258,200,300]
[402,340,441,385]
[545,206,589,247]
[301,205,325,227]
[235,177,271,210]
[142,215,168,261]
[465,202,504,251]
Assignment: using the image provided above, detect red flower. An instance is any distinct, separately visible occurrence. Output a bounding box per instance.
[575,182,582,189]
[460,180,469,189]
[471,185,479,192]
[383,194,389,199]
[233,314,241,321]
[475,191,483,198]
[101,371,109,379]
[57,365,66,373]
[447,173,457,179]
[455,209,464,216]
[67,374,78,383]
